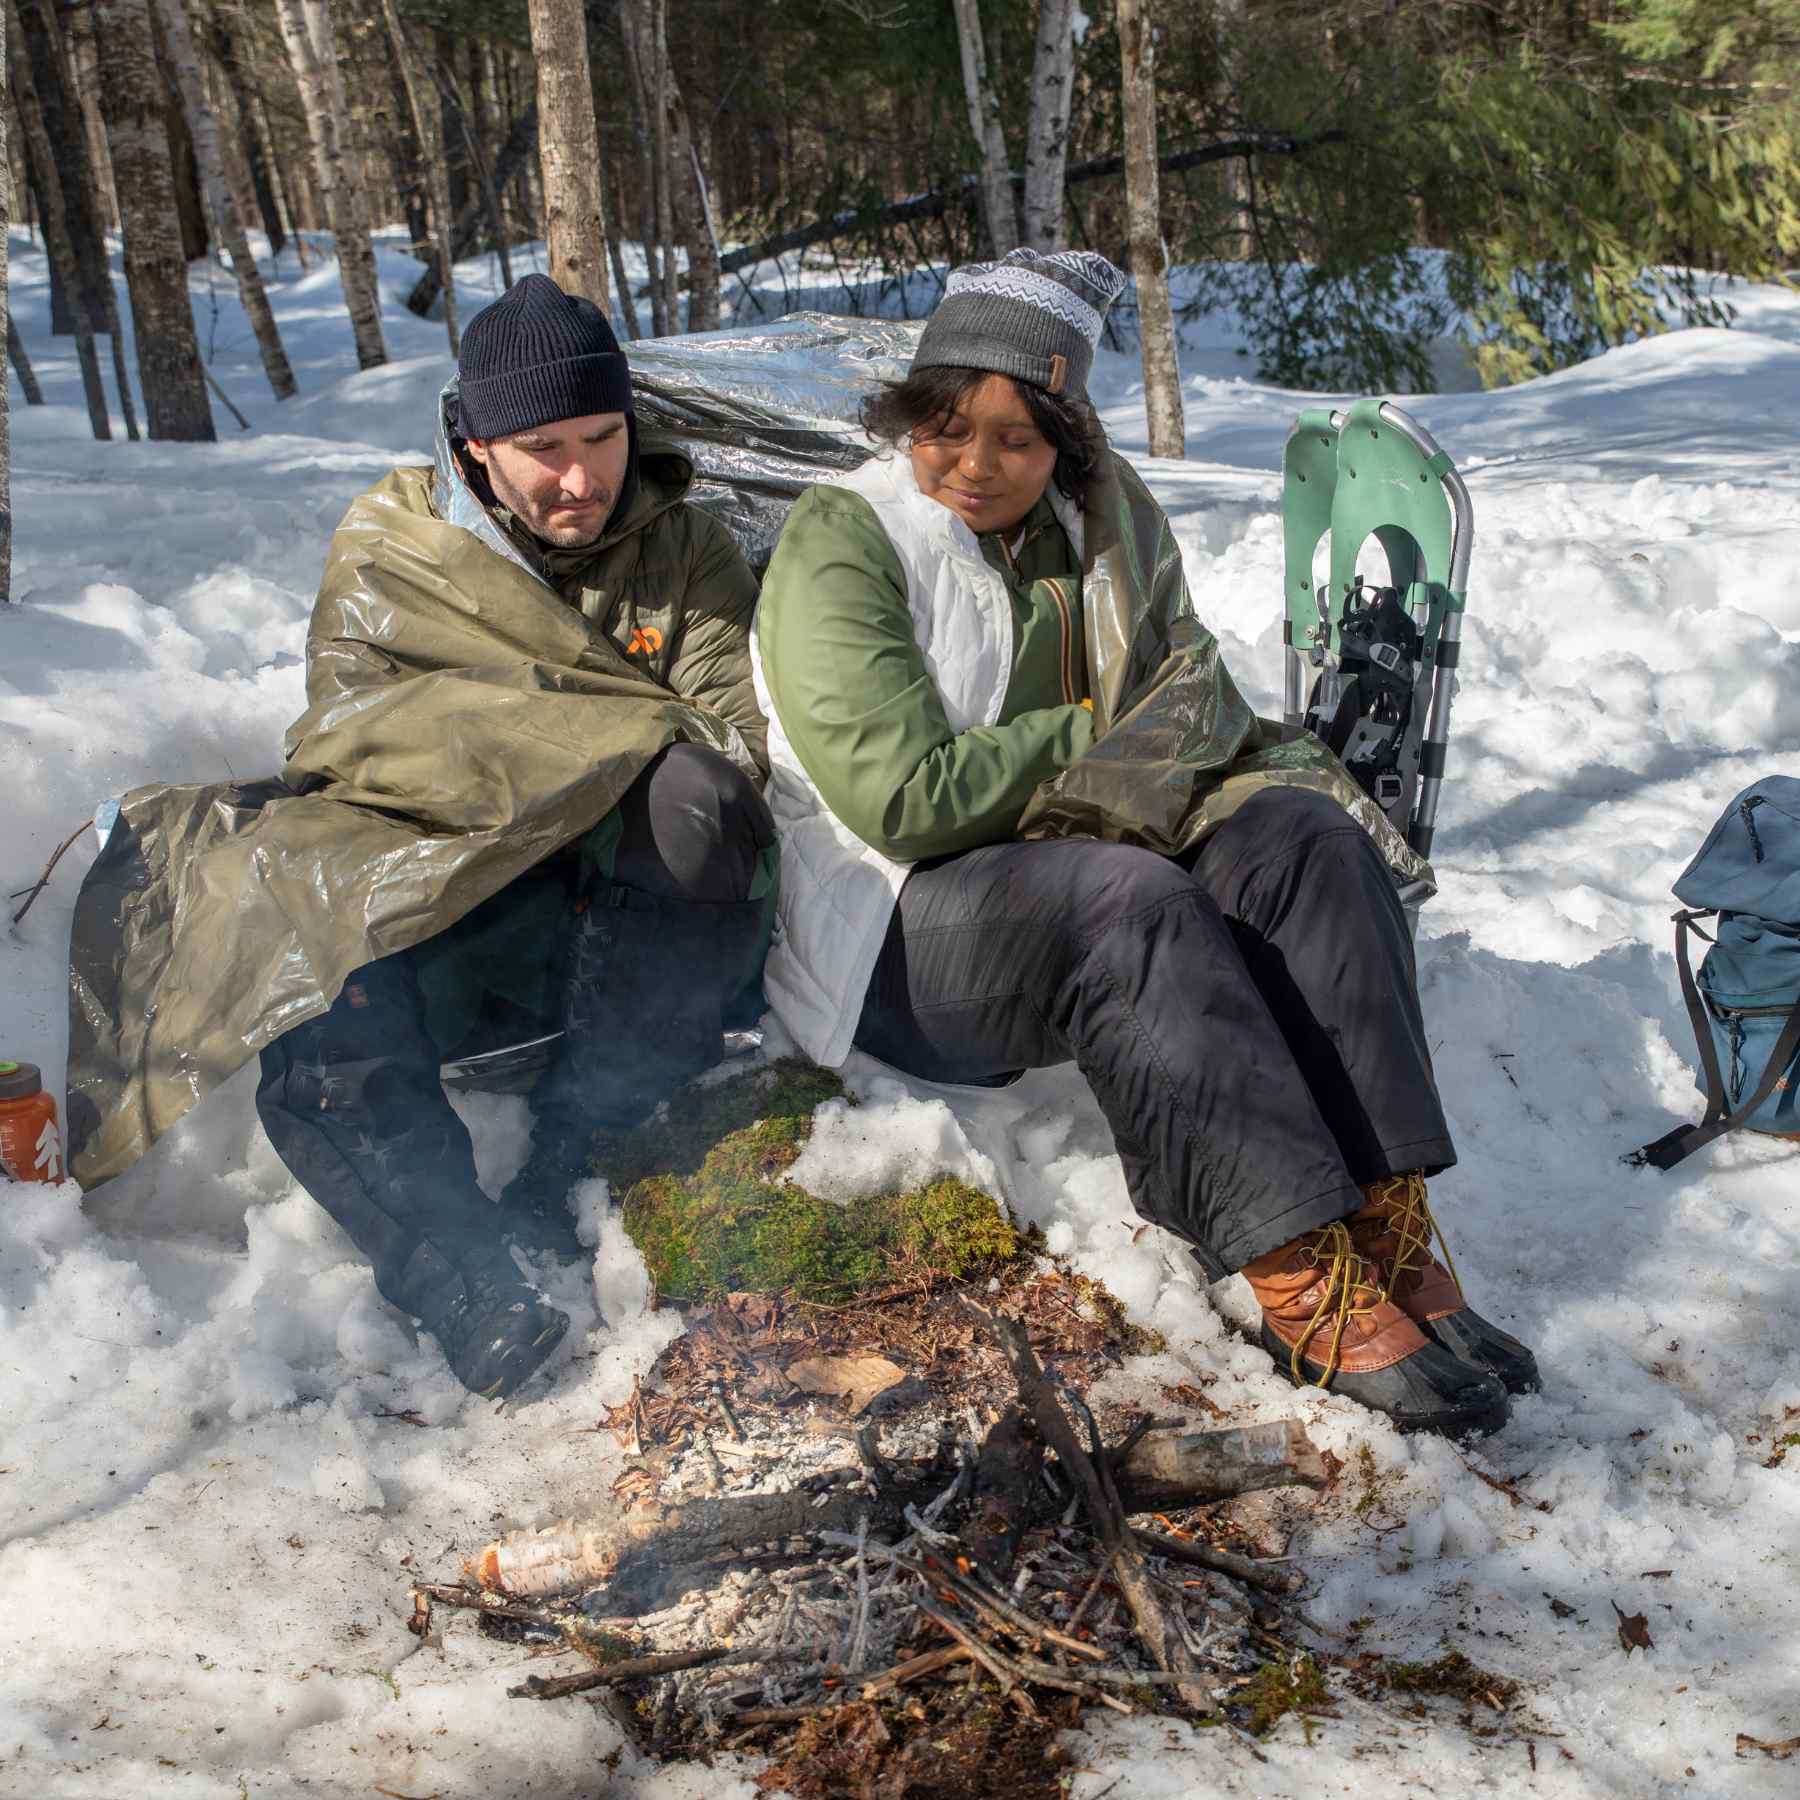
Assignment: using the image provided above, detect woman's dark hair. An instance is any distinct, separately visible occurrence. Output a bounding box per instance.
[859,365,1107,511]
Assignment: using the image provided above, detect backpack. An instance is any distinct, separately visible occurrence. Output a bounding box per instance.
[1633,776,1800,1169]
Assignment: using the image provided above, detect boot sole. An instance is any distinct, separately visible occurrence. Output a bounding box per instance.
[1259,1322,1509,1438]
[454,1304,571,1401]
[1421,1309,1541,1397]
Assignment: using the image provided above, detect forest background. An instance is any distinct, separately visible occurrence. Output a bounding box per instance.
[1,0,1799,603]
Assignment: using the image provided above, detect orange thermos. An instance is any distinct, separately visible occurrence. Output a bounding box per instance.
[0,1061,64,1183]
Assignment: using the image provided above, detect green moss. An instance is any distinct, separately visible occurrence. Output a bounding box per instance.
[613,1064,1025,1303]
[1385,1649,1519,1706]
[1238,1654,1331,1736]
[599,1058,846,1190]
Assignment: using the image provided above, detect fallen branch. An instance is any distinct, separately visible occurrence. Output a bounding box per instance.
[509,1642,817,1700]
[10,818,94,926]
[1129,1525,1302,1597]
[658,130,1351,295]
[960,1300,1216,1713]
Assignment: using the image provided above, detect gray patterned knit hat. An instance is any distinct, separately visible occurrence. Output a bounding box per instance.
[912,249,1128,402]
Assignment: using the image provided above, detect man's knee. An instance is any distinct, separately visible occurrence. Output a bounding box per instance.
[616,742,775,903]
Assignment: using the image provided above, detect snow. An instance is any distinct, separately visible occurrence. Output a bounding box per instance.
[4,224,1799,1798]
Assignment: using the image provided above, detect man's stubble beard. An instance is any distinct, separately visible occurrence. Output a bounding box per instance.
[487,459,614,551]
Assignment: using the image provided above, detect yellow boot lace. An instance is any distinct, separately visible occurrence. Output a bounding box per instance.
[1290,1222,1382,1388]
[1367,1171,1463,1306]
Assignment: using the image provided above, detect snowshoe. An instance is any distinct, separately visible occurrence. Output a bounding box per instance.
[1281,397,1471,867]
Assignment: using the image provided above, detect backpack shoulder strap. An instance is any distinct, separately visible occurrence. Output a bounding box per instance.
[1630,909,1800,1170]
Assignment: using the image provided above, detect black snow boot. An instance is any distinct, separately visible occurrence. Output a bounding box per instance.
[500,884,767,1234]
[257,960,570,1400]
[1243,1221,1509,1437]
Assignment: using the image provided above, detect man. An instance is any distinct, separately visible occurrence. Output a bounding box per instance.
[69,275,774,1401]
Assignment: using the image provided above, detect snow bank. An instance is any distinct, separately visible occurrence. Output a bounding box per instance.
[3,227,1797,1797]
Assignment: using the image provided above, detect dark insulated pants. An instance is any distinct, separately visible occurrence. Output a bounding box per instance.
[255,744,774,1306]
[854,788,1454,1281]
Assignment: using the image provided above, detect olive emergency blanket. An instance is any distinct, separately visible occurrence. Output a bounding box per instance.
[66,467,756,1189]
[1019,453,1438,885]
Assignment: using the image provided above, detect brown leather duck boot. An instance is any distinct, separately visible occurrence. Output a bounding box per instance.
[1350,1173,1539,1395]
[1242,1220,1508,1436]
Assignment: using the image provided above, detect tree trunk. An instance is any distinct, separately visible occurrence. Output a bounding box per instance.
[202,13,286,261]
[17,0,112,337]
[2,0,11,605]
[949,0,1017,258]
[92,0,212,440]
[641,0,678,331]
[8,314,45,404]
[65,0,121,235]
[273,0,385,369]
[658,22,718,333]
[152,0,294,399]
[459,35,512,288]
[526,0,608,308]
[617,1,665,335]
[435,27,468,226]
[6,1,112,439]
[607,162,640,340]
[151,13,210,265]
[1022,0,1075,252]
[378,0,456,354]
[1117,0,1183,459]
[401,99,536,318]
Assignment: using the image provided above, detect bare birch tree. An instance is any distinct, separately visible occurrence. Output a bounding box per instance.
[379,0,457,353]
[950,0,1017,257]
[526,0,609,308]
[1022,0,1075,252]
[2,0,11,604]
[6,0,112,439]
[1117,0,1183,458]
[273,0,386,368]
[92,0,214,440]
[152,0,295,399]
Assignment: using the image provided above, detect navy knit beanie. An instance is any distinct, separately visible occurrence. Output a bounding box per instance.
[457,273,632,439]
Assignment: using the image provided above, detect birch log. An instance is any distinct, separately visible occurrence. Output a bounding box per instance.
[526,0,609,309]
[1022,0,1076,252]
[468,1417,1323,1603]
[152,0,295,399]
[1117,0,1185,459]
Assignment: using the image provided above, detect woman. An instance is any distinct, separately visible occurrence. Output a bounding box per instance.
[752,249,1535,1435]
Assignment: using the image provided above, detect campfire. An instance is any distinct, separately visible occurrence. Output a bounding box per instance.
[408,1236,1332,1792]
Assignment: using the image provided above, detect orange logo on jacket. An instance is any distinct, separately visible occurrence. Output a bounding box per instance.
[628,626,664,657]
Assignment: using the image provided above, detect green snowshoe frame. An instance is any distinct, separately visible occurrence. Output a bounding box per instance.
[1281,398,1472,861]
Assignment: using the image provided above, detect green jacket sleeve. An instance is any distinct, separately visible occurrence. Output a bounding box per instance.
[758,485,1093,862]
[665,511,769,775]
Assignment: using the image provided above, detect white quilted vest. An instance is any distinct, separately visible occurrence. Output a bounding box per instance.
[750,453,1082,1066]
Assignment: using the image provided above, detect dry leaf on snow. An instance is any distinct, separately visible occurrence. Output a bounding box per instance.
[1611,1601,1654,1654]
[1736,1733,1799,1760]
[784,1353,907,1415]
